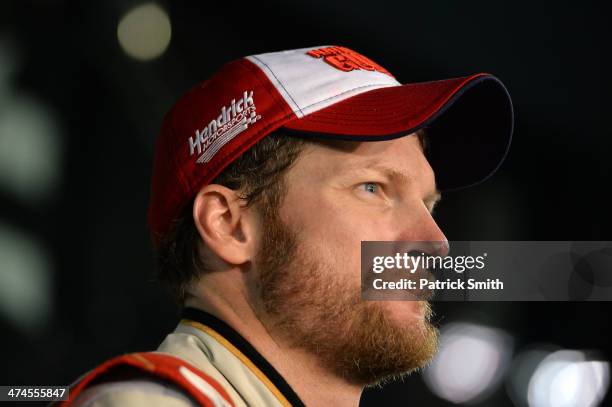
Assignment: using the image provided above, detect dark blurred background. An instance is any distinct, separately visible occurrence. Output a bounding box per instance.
[0,1,610,406]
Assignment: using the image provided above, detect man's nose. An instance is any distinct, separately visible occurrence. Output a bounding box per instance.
[397,206,449,257]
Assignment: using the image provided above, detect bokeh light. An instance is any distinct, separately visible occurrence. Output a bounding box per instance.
[0,223,53,334]
[0,37,62,204]
[423,322,513,404]
[527,350,609,407]
[117,3,172,61]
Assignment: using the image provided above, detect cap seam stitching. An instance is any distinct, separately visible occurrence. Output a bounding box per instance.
[299,83,398,114]
[249,55,303,116]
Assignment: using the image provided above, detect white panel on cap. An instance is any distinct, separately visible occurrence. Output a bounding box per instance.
[246,46,401,118]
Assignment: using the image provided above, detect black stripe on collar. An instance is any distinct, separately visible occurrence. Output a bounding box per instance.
[181,307,306,407]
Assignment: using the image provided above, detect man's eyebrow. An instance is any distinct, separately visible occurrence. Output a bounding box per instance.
[342,164,413,184]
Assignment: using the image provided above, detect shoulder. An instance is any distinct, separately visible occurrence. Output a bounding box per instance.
[71,378,197,407]
[65,352,234,407]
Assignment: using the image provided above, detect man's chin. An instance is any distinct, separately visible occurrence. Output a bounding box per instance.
[344,300,438,385]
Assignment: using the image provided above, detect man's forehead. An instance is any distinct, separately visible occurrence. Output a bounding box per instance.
[293,134,438,191]
[304,132,423,156]
[299,134,429,173]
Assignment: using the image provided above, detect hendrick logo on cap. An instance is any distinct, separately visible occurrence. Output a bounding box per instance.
[188,90,261,164]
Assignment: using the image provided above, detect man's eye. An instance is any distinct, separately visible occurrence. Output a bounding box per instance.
[362,182,379,194]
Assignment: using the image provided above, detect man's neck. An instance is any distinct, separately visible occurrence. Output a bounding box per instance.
[185,286,363,407]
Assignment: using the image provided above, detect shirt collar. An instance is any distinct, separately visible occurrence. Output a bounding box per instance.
[181,307,305,407]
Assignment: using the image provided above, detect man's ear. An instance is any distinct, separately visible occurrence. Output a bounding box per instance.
[192,185,257,266]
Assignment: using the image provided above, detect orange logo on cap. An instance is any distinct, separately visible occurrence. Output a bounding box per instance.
[307,46,393,77]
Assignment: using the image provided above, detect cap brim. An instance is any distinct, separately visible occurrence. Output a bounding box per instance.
[282,73,513,191]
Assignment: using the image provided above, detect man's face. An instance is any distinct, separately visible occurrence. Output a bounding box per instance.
[253,134,447,385]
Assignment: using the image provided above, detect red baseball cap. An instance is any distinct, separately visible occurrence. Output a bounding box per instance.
[148,45,513,241]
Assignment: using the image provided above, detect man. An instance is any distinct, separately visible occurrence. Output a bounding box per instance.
[66,46,513,406]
